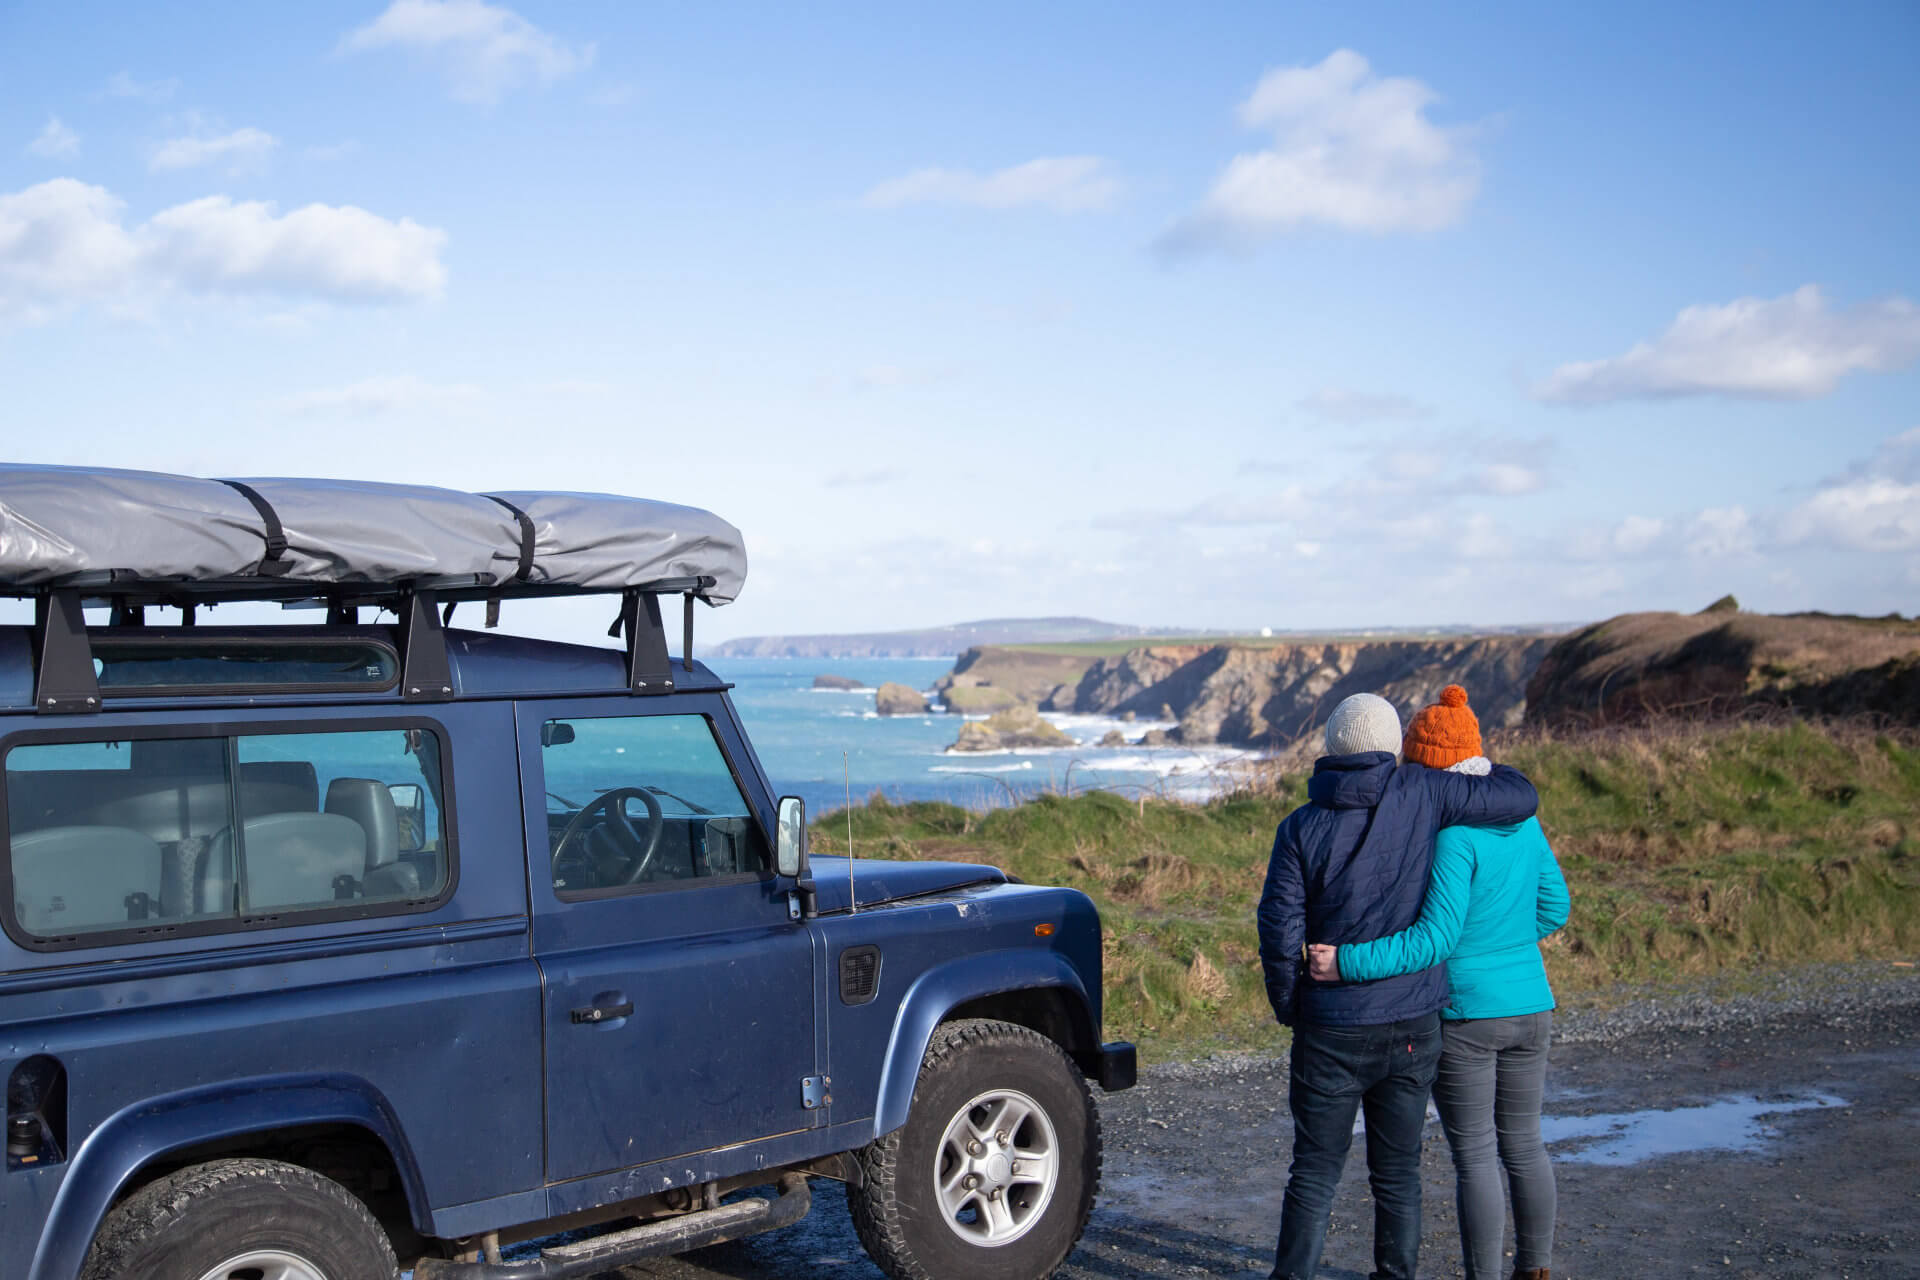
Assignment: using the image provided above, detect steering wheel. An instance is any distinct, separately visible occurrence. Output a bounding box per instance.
[553,787,666,885]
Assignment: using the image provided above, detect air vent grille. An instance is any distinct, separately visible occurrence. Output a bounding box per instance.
[839,945,881,1005]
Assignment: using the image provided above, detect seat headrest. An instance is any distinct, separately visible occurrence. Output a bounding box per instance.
[324,778,401,870]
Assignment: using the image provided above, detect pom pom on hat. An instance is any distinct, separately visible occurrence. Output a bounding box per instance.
[1403,685,1483,769]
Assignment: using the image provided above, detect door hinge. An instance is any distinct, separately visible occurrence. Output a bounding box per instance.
[801,1075,831,1110]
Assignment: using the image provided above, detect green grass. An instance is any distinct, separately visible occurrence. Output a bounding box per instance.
[812,720,1920,1062]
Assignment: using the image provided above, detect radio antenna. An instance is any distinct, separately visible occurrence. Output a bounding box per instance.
[844,751,856,914]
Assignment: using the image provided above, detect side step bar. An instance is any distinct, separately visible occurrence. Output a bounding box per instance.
[412,1173,811,1280]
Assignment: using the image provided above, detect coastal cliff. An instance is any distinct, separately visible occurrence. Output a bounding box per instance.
[934,636,1560,749]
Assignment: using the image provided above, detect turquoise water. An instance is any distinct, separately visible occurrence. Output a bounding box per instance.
[712,657,1256,816]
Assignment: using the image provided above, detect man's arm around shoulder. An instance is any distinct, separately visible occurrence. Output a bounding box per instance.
[1257,816,1309,1026]
[1423,762,1539,828]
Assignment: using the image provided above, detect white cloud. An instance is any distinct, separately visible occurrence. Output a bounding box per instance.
[342,0,593,104]
[1160,49,1479,254]
[1612,515,1666,555]
[1686,506,1756,558]
[104,72,179,103]
[1296,386,1429,424]
[27,117,80,159]
[272,374,482,417]
[151,127,279,173]
[1535,285,1920,404]
[0,179,447,320]
[1780,478,1920,553]
[863,156,1120,213]
[1780,428,1920,552]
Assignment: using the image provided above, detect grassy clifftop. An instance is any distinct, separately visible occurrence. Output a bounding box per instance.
[813,720,1920,1060]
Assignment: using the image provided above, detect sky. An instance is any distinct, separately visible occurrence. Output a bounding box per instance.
[2,1,1917,643]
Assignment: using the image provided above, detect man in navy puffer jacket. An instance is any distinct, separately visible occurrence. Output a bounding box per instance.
[1259,693,1539,1280]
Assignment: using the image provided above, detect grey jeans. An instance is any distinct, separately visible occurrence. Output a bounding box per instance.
[1431,1011,1555,1279]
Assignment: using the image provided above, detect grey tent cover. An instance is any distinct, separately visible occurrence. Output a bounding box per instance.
[0,464,745,603]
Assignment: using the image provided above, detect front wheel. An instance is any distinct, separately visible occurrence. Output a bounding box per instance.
[80,1158,397,1280]
[849,1018,1099,1280]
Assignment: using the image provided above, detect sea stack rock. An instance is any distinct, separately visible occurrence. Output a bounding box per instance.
[875,682,931,715]
[949,707,1075,752]
[813,673,863,690]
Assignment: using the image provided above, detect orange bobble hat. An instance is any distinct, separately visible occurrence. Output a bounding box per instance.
[1402,685,1483,770]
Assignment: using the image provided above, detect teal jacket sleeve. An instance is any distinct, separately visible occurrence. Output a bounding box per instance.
[1337,830,1474,983]
[1535,827,1570,939]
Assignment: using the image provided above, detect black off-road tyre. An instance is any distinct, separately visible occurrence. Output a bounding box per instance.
[80,1157,398,1280]
[849,1018,1100,1280]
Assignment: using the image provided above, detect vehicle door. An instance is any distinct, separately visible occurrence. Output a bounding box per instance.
[519,695,818,1183]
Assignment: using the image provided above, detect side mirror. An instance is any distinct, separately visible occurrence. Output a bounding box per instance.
[541,722,576,748]
[775,795,808,878]
[387,783,427,853]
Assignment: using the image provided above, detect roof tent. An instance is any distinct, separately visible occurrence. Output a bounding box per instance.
[0,464,747,713]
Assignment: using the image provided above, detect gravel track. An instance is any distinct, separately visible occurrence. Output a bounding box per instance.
[598,963,1920,1280]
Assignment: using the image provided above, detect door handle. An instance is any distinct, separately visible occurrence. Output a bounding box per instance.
[570,1000,634,1025]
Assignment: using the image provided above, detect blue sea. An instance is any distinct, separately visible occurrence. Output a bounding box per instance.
[713,657,1258,816]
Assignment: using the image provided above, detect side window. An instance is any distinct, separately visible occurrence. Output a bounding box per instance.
[542,715,767,895]
[5,738,225,936]
[235,730,448,911]
[4,726,450,945]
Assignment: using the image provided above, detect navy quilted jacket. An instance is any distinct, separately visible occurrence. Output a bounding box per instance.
[1257,752,1539,1028]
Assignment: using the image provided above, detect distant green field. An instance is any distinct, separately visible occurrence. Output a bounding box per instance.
[814,720,1920,1061]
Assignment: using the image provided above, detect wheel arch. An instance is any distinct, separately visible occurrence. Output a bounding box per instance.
[873,949,1097,1137]
[29,1074,432,1280]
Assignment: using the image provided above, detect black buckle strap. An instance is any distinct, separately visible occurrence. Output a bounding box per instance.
[484,495,537,582]
[217,479,293,578]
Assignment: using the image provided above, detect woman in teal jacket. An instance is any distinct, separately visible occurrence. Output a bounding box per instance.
[1309,688,1570,1280]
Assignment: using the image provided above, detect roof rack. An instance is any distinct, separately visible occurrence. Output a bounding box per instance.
[2,466,748,714]
[11,577,717,714]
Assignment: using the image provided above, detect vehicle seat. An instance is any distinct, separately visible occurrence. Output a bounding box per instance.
[238,812,367,911]
[325,778,419,898]
[11,826,163,934]
[237,762,319,818]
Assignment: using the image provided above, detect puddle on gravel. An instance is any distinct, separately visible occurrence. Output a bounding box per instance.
[1541,1092,1845,1165]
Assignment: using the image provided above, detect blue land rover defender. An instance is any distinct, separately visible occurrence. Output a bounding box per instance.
[0,467,1133,1280]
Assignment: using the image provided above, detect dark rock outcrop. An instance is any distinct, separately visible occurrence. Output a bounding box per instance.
[813,673,863,690]
[1525,611,1920,728]
[874,682,930,716]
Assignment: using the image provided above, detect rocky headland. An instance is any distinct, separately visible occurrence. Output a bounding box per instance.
[922,602,1920,754]
[1524,601,1920,727]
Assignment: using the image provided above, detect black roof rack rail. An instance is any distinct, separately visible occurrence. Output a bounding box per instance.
[5,577,717,713]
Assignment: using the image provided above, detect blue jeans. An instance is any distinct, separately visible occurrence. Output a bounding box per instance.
[1273,1013,1443,1280]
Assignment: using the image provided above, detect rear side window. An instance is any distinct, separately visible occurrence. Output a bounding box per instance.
[4,726,451,947]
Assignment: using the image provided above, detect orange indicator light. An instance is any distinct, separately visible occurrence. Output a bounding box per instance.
[1034,923,1056,938]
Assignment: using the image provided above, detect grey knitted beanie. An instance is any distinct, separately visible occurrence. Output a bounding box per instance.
[1323,693,1402,757]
